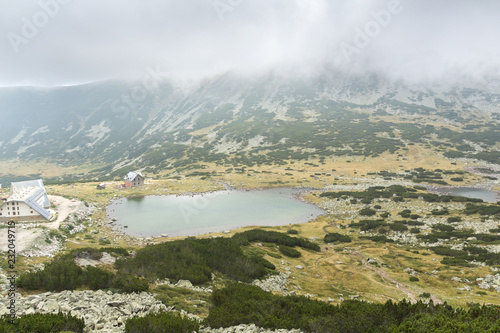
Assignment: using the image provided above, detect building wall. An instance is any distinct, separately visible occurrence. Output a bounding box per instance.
[0,201,47,222]
[125,176,144,187]
[132,176,144,186]
[0,214,46,223]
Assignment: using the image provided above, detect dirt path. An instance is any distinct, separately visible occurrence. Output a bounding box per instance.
[0,228,40,252]
[0,196,81,253]
[45,195,82,230]
[353,252,442,304]
[353,252,418,303]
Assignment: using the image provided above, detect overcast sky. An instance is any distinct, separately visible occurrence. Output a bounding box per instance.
[1,0,500,87]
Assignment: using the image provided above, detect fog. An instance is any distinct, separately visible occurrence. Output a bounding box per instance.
[1,0,499,86]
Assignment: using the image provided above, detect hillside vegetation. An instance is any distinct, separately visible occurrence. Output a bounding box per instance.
[18,230,318,291]
[206,283,500,333]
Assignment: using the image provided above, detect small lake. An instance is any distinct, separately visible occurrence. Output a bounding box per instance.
[430,187,500,202]
[106,188,324,237]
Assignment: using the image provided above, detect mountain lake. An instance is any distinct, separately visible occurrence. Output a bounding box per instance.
[430,187,500,202]
[106,188,325,237]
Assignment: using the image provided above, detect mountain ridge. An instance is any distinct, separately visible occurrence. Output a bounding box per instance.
[1,72,499,182]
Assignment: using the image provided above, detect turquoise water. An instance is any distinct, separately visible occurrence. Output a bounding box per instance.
[106,188,324,237]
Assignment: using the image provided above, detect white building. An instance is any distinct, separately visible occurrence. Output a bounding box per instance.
[0,179,51,222]
[124,171,145,187]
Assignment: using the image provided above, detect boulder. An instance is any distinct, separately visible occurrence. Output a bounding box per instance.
[129,301,143,313]
[176,279,193,288]
[107,301,127,307]
[42,299,60,313]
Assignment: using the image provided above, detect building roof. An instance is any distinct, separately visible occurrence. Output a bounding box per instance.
[124,171,144,182]
[6,179,51,220]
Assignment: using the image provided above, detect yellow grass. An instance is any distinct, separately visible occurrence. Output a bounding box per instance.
[0,159,97,178]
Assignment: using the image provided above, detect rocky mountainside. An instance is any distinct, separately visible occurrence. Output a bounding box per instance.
[1,72,499,182]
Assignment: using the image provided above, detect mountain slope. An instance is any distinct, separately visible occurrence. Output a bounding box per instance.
[1,73,499,182]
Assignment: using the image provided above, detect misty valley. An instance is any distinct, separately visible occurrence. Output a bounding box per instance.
[2,2,500,331]
[1,73,500,333]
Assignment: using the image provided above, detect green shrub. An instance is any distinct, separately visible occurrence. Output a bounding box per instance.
[350,219,387,231]
[205,283,500,332]
[278,245,301,258]
[67,248,103,260]
[286,229,299,235]
[116,236,273,285]
[99,238,111,245]
[431,246,467,257]
[0,312,84,332]
[48,230,65,242]
[233,229,320,251]
[360,235,394,243]
[475,234,500,242]
[389,223,408,232]
[18,258,83,292]
[410,228,420,234]
[464,246,488,255]
[267,252,282,259]
[112,272,149,293]
[464,204,500,216]
[324,233,352,243]
[431,209,449,215]
[360,208,377,216]
[441,258,473,267]
[378,227,389,234]
[19,255,140,293]
[83,266,114,290]
[99,247,130,256]
[405,220,425,226]
[432,224,455,232]
[398,210,412,218]
[251,255,276,270]
[125,312,199,333]
[361,198,373,204]
[409,276,419,282]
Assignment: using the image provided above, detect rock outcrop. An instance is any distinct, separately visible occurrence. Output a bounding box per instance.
[0,290,169,333]
[477,274,500,292]
[252,273,290,294]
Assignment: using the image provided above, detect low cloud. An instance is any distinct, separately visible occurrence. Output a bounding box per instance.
[1,0,499,86]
